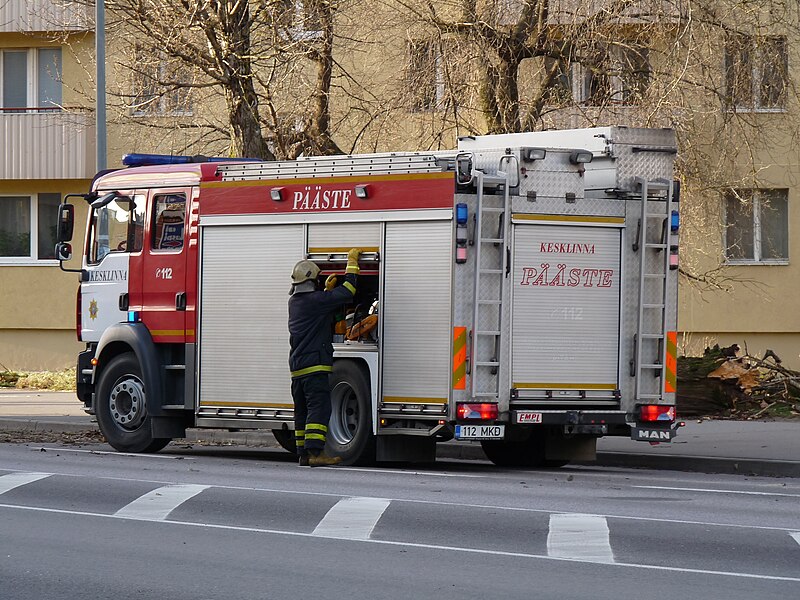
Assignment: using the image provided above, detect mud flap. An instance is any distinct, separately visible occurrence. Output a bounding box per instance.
[546,435,597,462]
[631,422,680,442]
[377,435,436,463]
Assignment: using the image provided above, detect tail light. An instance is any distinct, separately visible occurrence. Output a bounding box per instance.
[457,403,498,421]
[639,405,675,422]
[76,287,82,342]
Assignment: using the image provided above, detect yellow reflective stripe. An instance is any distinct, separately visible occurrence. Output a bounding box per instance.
[295,430,305,437]
[305,433,326,441]
[343,281,356,294]
[306,423,328,433]
[291,365,333,377]
[346,266,359,274]
[296,440,305,447]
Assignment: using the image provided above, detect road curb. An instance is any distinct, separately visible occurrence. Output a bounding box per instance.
[1,418,797,477]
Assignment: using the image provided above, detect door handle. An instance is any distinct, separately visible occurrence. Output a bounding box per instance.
[175,292,187,311]
[119,293,129,311]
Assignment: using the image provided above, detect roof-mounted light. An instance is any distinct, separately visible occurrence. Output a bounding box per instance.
[569,150,593,165]
[522,147,547,161]
[121,153,262,167]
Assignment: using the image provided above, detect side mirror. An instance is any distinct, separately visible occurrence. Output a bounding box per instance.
[55,242,72,262]
[56,203,75,242]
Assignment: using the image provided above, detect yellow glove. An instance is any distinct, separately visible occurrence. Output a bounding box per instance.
[347,248,362,274]
[324,274,337,291]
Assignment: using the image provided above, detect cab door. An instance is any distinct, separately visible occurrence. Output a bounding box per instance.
[139,188,190,344]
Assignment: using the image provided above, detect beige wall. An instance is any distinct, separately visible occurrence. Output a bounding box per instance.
[0,180,89,371]
[0,330,82,371]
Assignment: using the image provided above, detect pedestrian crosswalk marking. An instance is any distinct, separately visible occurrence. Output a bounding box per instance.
[114,484,209,521]
[0,472,51,496]
[547,513,615,563]
[313,497,391,540]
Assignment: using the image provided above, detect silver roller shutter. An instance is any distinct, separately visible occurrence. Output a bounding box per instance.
[382,221,452,403]
[198,224,303,408]
[511,223,621,390]
[307,222,381,252]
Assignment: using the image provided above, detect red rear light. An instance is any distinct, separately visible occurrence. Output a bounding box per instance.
[640,405,675,422]
[76,287,82,342]
[457,403,498,421]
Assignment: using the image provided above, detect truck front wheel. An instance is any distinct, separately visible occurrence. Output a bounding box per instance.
[95,353,171,453]
[326,361,375,465]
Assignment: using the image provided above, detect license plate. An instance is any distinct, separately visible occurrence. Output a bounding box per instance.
[455,425,505,440]
[516,411,543,424]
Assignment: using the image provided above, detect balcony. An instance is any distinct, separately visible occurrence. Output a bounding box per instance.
[0,109,95,180]
[0,0,91,33]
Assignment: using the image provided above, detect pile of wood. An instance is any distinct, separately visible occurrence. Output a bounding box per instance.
[677,345,800,418]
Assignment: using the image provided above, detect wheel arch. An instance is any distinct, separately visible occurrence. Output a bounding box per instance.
[94,323,163,415]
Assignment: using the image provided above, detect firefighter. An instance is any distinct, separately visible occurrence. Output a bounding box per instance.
[288,248,361,466]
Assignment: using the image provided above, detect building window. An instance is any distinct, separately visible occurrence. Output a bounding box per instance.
[724,35,787,111]
[131,48,193,116]
[0,48,62,113]
[406,40,438,111]
[542,57,573,106]
[278,0,324,40]
[0,194,61,263]
[404,40,466,112]
[724,189,788,263]
[543,44,650,107]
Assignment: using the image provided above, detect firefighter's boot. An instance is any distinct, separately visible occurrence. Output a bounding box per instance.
[308,453,342,467]
[298,454,310,467]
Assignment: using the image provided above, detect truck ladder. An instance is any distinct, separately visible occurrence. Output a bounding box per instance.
[633,178,673,401]
[470,168,511,400]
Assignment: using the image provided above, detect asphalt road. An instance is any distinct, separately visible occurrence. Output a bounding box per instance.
[1,442,798,600]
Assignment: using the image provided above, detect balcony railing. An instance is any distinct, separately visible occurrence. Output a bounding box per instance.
[0,0,91,33]
[0,108,95,180]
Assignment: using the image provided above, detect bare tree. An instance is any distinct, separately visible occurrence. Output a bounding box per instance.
[374,0,799,288]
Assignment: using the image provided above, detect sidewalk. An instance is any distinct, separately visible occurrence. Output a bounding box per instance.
[1,390,798,476]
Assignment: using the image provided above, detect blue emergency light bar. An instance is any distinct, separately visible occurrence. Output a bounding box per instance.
[122,153,262,167]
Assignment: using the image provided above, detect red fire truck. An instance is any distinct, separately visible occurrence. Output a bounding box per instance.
[56,126,681,466]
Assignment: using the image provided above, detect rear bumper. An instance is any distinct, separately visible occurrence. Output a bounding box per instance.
[509,409,680,441]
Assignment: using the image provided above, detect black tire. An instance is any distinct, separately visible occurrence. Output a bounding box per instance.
[272,428,297,455]
[326,360,375,465]
[95,353,171,453]
[480,436,569,468]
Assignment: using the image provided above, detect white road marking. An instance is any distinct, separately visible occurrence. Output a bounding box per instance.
[547,513,614,563]
[790,532,800,547]
[0,472,51,496]
[1,502,798,583]
[331,466,485,478]
[633,485,800,498]
[4,468,796,533]
[114,484,209,520]
[36,447,194,460]
[313,497,391,539]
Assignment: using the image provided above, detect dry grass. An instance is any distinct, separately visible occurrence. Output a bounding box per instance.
[1,370,76,391]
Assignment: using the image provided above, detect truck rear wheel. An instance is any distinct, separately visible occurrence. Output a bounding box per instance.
[480,437,569,468]
[95,353,171,453]
[326,361,375,465]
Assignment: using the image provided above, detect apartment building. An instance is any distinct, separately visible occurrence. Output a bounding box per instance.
[2,0,798,371]
[0,0,93,370]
